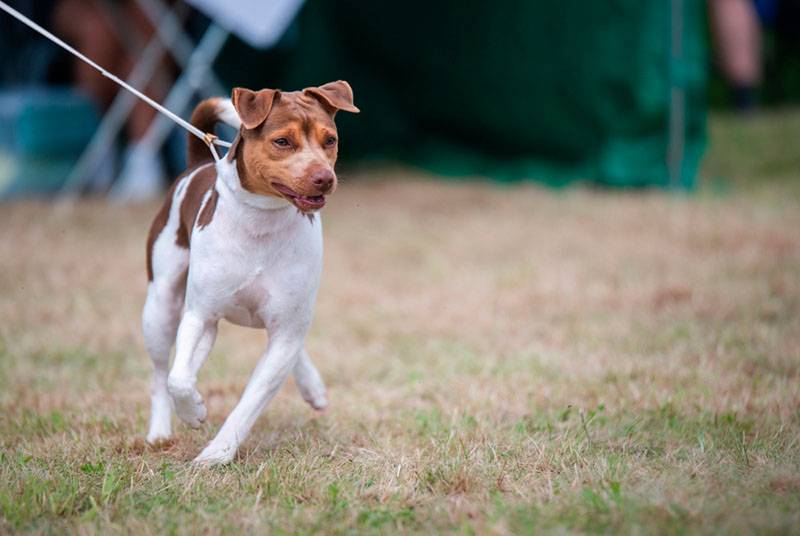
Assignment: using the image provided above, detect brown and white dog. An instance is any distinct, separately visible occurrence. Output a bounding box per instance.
[142,81,358,465]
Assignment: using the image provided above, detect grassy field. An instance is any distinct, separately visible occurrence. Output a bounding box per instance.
[1,110,799,534]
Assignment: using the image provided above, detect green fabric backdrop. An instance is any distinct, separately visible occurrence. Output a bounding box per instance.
[215,0,707,188]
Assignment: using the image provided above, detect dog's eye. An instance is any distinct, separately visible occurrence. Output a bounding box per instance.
[273,137,291,148]
[324,136,337,147]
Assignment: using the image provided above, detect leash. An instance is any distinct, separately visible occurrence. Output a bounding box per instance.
[0,0,230,162]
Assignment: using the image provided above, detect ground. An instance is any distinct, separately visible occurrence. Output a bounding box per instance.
[1,110,799,534]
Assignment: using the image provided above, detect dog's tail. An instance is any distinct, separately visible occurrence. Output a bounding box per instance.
[187,98,241,168]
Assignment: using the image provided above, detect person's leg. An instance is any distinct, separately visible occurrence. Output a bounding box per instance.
[53,0,125,108]
[709,0,762,109]
[120,0,173,140]
[55,0,178,198]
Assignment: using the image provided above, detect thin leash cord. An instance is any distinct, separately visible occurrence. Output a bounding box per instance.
[0,0,230,162]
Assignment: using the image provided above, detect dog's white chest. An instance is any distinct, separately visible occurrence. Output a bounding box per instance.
[219,270,268,328]
[186,176,323,331]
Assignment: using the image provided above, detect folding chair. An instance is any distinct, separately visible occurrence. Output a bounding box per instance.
[62,0,305,200]
[61,0,221,197]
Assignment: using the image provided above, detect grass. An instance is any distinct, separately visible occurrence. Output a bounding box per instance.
[1,109,800,534]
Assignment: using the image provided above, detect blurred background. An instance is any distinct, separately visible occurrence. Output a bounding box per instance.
[2,3,800,531]
[0,0,798,198]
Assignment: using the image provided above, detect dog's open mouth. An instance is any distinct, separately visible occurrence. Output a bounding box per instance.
[271,183,326,212]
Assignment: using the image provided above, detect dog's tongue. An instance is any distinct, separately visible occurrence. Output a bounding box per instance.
[295,195,326,211]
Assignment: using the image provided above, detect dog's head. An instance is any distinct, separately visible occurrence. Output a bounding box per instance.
[229,81,359,212]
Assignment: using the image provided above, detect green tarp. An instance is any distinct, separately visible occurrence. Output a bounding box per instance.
[216,0,707,188]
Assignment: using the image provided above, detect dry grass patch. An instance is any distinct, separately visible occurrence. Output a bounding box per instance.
[2,112,800,534]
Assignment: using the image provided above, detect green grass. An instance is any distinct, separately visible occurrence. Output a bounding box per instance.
[1,109,799,534]
[701,107,800,197]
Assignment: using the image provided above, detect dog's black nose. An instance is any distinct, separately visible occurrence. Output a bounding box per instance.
[311,169,334,193]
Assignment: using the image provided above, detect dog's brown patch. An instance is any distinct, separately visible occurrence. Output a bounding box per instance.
[303,81,360,114]
[186,98,222,169]
[176,165,217,248]
[232,87,278,129]
[146,164,217,281]
[226,133,241,163]
[236,93,338,198]
[197,187,219,230]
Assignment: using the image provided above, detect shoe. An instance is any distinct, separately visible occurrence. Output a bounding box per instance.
[110,143,166,202]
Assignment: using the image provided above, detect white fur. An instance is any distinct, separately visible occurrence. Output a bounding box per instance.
[142,155,327,465]
[216,98,241,129]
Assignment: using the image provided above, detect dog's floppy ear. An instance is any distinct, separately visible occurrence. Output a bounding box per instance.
[304,80,360,114]
[232,87,279,129]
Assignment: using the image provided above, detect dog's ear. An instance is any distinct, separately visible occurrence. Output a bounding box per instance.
[304,81,360,115]
[232,87,279,129]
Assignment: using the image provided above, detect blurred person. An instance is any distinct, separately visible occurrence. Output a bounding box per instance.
[53,0,176,192]
[709,0,763,110]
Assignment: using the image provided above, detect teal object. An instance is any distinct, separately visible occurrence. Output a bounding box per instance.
[216,0,707,189]
[0,151,76,195]
[0,87,99,196]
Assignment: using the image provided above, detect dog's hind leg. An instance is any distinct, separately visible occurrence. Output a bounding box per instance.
[293,349,328,411]
[142,267,187,444]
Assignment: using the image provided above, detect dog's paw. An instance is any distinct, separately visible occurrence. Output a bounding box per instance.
[298,384,328,411]
[173,389,207,428]
[168,376,207,428]
[146,430,173,445]
[192,443,236,466]
[146,413,173,444]
[305,391,328,411]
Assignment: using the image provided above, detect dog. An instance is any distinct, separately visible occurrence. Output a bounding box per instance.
[142,81,358,465]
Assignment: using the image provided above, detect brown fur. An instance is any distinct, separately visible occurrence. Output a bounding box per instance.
[303,81,360,114]
[235,91,342,199]
[144,164,217,281]
[231,88,278,129]
[176,165,217,248]
[197,186,219,229]
[186,99,221,169]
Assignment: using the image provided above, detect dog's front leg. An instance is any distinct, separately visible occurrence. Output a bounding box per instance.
[193,334,301,465]
[167,311,218,428]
